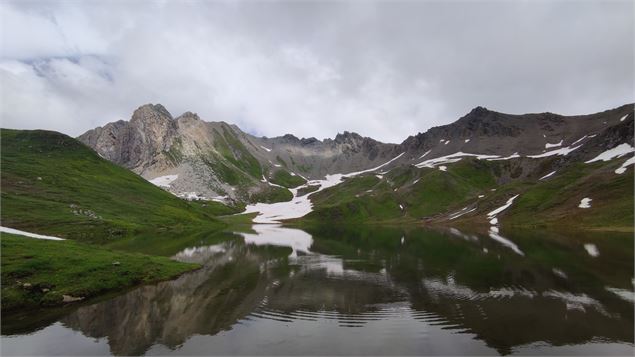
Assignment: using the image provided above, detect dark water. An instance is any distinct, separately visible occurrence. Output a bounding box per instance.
[1,225,633,356]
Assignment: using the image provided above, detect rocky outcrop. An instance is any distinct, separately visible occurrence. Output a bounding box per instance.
[78,104,178,173]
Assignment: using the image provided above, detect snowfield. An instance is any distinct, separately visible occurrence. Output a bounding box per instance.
[1,226,65,241]
[243,153,405,223]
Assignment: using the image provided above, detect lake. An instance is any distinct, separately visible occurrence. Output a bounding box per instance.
[1,224,633,355]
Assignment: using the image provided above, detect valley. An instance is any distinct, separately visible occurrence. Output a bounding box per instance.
[1,102,633,355]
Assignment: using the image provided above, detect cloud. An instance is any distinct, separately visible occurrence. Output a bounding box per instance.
[0,0,632,143]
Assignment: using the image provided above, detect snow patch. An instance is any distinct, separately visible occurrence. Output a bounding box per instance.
[149,174,178,188]
[528,145,581,158]
[416,152,500,168]
[464,139,470,143]
[448,206,476,220]
[615,156,635,174]
[1,226,64,241]
[619,114,628,122]
[178,192,209,201]
[260,145,272,152]
[488,195,520,218]
[545,140,563,149]
[605,287,634,303]
[438,165,447,171]
[487,152,520,161]
[418,150,431,159]
[539,171,556,180]
[578,197,592,209]
[570,136,588,146]
[584,243,599,257]
[585,143,635,163]
[552,268,568,279]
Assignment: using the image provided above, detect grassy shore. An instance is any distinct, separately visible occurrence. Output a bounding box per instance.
[1,233,200,312]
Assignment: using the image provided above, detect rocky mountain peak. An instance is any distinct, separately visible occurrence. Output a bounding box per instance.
[334,131,363,143]
[469,106,489,115]
[176,111,200,121]
[131,104,173,123]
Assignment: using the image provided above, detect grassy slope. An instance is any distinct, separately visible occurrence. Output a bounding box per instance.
[502,162,634,230]
[1,233,199,311]
[1,129,228,240]
[202,126,294,203]
[268,169,306,188]
[300,157,633,231]
[304,159,497,223]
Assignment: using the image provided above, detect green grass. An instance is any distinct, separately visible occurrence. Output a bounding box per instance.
[303,159,497,223]
[1,129,227,240]
[210,126,262,180]
[503,162,634,230]
[249,185,293,203]
[1,233,199,311]
[298,157,633,231]
[268,169,306,188]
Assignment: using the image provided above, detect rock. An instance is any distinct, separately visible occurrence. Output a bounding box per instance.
[42,288,50,293]
[112,261,121,266]
[22,282,32,290]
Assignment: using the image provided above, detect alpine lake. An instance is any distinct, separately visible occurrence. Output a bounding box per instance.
[1,224,633,356]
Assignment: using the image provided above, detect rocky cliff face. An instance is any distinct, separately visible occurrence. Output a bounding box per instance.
[78,103,634,204]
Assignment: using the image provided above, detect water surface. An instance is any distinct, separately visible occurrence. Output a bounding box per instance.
[2,225,633,355]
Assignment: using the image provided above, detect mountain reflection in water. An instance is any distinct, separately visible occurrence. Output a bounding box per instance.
[1,225,633,356]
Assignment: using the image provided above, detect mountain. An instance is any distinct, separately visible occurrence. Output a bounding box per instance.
[0,129,232,240]
[77,103,634,230]
[78,104,399,204]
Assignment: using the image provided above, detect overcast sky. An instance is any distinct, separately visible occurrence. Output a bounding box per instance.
[1,0,632,143]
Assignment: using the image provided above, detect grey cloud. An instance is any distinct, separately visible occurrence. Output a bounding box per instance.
[0,0,632,143]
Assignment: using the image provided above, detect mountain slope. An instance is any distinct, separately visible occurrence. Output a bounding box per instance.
[1,129,230,240]
[299,154,633,231]
[77,102,634,230]
[78,104,400,203]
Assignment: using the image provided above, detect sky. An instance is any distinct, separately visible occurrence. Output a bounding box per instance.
[0,0,633,143]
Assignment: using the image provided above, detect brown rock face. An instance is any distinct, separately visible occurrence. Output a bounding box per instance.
[79,104,178,174]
